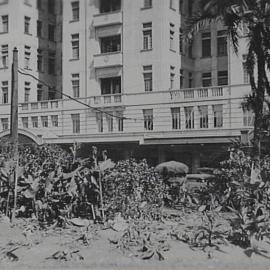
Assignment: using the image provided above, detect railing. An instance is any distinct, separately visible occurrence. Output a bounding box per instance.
[170,86,225,101]
[19,100,60,111]
[92,94,122,106]
[93,10,122,27]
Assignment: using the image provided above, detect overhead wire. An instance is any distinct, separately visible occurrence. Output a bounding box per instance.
[18,68,146,122]
[17,68,251,125]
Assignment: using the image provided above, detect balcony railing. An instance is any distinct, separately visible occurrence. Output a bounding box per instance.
[93,10,122,27]
[170,86,225,101]
[93,52,122,69]
[92,94,122,106]
[19,100,60,111]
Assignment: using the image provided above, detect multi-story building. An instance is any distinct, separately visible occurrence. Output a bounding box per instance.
[0,0,62,140]
[0,0,254,172]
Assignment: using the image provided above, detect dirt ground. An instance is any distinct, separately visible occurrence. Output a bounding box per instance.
[0,213,270,270]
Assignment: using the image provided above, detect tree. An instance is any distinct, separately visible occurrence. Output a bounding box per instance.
[185,0,270,157]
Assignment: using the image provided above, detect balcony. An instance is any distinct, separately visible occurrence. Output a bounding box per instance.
[93,52,122,69]
[91,94,123,107]
[19,100,61,112]
[169,86,226,101]
[93,11,122,28]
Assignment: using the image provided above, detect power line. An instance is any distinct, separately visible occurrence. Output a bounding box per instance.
[18,68,145,122]
[17,68,252,124]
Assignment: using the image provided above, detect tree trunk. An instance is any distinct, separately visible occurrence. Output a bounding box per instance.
[253,45,265,158]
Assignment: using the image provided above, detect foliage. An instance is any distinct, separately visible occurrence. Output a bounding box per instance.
[0,143,100,223]
[185,0,270,155]
[0,144,166,227]
[213,148,270,248]
[102,159,166,220]
[111,220,170,260]
[171,196,229,258]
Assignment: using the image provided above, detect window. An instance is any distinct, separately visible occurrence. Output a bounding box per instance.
[143,23,152,50]
[217,30,227,57]
[2,81,8,104]
[37,84,43,101]
[100,77,121,95]
[100,0,121,13]
[144,0,152,8]
[41,116,48,128]
[71,114,80,133]
[188,0,193,16]
[72,73,80,97]
[2,15,8,33]
[71,1,79,20]
[217,70,228,85]
[24,82,30,102]
[179,28,183,54]
[143,109,153,130]
[170,0,176,9]
[48,88,56,100]
[213,104,223,128]
[51,115,58,127]
[185,107,194,129]
[143,65,152,92]
[37,49,43,72]
[180,69,184,88]
[171,107,181,129]
[243,108,254,127]
[22,117,28,128]
[170,23,175,51]
[31,116,38,128]
[188,72,193,88]
[24,16,30,34]
[1,118,8,130]
[1,44,8,68]
[170,72,175,89]
[106,114,114,132]
[242,55,249,84]
[71,34,79,59]
[188,42,193,58]
[202,32,211,57]
[48,0,54,14]
[48,52,55,74]
[37,0,42,9]
[100,35,121,53]
[24,46,31,69]
[170,66,175,90]
[24,0,31,5]
[179,0,184,14]
[48,24,55,41]
[96,112,103,133]
[116,111,124,132]
[202,72,212,87]
[199,105,208,128]
[37,20,42,37]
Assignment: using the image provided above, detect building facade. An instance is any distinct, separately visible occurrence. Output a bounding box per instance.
[0,0,254,171]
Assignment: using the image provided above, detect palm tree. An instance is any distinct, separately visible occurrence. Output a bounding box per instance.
[184,0,270,157]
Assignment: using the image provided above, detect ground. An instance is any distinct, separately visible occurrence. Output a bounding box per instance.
[0,212,270,270]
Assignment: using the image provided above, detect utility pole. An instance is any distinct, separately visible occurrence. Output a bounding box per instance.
[10,47,18,222]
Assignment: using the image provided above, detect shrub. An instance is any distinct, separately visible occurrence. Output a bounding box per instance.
[102,159,166,220]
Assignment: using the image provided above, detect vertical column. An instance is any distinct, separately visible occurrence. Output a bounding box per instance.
[192,151,201,173]
[180,107,185,130]
[208,104,214,128]
[158,146,166,163]
[194,106,199,129]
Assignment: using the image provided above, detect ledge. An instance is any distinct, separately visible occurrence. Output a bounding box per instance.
[69,58,80,62]
[140,48,153,53]
[69,19,80,23]
[140,7,152,10]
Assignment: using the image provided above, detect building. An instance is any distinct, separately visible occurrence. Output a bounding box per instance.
[0,0,254,172]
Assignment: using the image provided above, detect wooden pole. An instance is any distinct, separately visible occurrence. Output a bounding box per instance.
[10,48,19,222]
